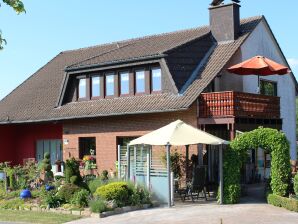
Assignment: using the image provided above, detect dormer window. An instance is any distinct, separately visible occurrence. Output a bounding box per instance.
[91,76,101,98]
[74,64,161,102]
[120,71,129,95]
[78,78,87,99]
[135,70,145,93]
[151,67,161,92]
[105,73,115,96]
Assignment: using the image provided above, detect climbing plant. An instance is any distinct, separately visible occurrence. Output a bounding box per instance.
[223,127,291,204]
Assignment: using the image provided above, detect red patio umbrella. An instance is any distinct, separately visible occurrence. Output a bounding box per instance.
[227,55,291,93]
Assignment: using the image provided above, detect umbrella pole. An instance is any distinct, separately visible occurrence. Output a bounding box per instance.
[257,75,260,94]
[166,144,171,207]
[219,144,224,205]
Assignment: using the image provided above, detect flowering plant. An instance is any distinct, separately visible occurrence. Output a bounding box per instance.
[82,155,96,170]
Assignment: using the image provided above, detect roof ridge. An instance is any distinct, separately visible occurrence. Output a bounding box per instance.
[62,25,209,54]
[62,15,262,54]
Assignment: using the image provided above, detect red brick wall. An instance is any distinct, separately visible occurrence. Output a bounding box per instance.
[62,103,198,172]
[0,123,62,165]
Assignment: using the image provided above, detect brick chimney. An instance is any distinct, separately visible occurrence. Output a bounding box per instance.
[209,2,240,43]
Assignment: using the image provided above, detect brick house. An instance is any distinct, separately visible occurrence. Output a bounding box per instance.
[0,3,296,182]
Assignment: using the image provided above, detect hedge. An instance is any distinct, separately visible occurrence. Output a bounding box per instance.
[267,194,298,212]
[224,127,291,204]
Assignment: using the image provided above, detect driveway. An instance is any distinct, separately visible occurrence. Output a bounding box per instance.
[67,202,298,224]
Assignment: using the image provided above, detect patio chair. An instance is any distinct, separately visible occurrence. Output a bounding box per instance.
[179,167,207,202]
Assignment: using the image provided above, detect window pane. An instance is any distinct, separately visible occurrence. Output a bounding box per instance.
[120,72,129,95]
[136,70,145,93]
[105,74,114,96]
[79,137,96,159]
[260,80,277,96]
[152,68,161,92]
[92,76,100,97]
[78,78,86,98]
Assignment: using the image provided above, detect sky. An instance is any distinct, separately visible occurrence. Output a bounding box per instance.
[0,0,298,100]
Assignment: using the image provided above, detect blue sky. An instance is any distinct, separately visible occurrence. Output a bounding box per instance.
[0,0,297,100]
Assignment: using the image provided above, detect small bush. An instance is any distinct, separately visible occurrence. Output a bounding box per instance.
[294,173,298,196]
[88,178,104,194]
[267,193,298,212]
[70,189,90,207]
[0,198,24,210]
[40,188,63,208]
[94,182,133,207]
[89,198,107,213]
[65,158,83,185]
[127,183,151,205]
[100,170,109,181]
[57,184,80,203]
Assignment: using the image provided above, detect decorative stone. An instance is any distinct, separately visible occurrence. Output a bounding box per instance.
[72,210,81,216]
[143,204,150,209]
[114,207,123,214]
[101,211,115,217]
[90,213,99,218]
[122,206,132,212]
[106,200,117,209]
[45,185,55,191]
[20,189,31,199]
[131,206,140,211]
[81,209,92,216]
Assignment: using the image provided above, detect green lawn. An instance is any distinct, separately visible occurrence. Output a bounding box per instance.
[0,210,81,224]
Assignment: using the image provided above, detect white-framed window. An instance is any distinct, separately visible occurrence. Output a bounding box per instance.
[105,73,114,96]
[78,78,87,98]
[91,76,100,97]
[151,67,161,92]
[120,72,129,95]
[135,70,145,93]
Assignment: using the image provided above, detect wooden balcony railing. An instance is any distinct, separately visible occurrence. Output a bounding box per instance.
[198,91,280,119]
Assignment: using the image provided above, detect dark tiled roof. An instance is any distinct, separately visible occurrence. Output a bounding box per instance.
[0,16,262,123]
[66,26,210,71]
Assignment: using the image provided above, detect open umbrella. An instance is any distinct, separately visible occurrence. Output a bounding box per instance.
[227,55,291,93]
[129,119,228,146]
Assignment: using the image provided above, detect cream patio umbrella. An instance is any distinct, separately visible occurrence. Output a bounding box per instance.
[129,119,228,206]
[129,120,228,146]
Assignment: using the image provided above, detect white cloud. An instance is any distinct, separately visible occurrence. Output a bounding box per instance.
[288,58,298,68]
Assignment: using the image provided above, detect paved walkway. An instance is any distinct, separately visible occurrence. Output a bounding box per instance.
[67,202,298,224]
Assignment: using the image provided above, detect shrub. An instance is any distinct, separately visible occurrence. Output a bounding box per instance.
[221,148,242,204]
[88,178,104,194]
[294,173,298,196]
[70,189,90,207]
[41,152,54,181]
[57,183,80,203]
[89,198,107,213]
[226,127,291,204]
[127,183,151,205]
[267,194,298,212]
[161,150,183,178]
[65,158,83,185]
[0,198,24,210]
[40,188,63,208]
[100,170,109,181]
[94,182,133,207]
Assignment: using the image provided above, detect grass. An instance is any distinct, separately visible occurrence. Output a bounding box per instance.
[0,210,81,224]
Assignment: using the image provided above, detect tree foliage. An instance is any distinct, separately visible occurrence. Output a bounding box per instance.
[223,127,291,204]
[0,0,25,49]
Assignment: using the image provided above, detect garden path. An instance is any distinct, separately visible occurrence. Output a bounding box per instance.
[67,202,298,224]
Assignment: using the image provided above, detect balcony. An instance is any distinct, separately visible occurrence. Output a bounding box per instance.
[198,91,280,119]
